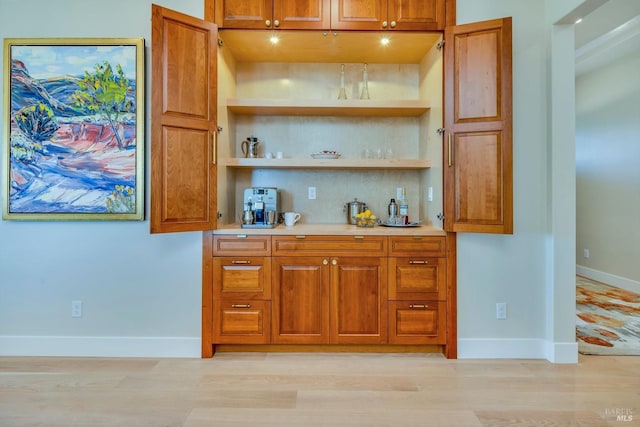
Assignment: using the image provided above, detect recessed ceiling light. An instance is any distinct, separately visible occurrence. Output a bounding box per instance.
[575,18,583,24]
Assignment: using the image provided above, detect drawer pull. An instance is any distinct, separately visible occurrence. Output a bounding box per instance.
[236,234,247,239]
[409,304,428,309]
[412,236,423,240]
[231,260,251,264]
[231,304,251,309]
[409,260,428,264]
[354,235,364,239]
[295,235,306,239]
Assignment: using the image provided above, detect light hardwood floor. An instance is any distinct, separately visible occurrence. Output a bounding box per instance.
[1,353,638,426]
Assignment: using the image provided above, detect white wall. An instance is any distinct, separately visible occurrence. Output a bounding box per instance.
[0,0,581,361]
[0,0,205,357]
[576,50,640,288]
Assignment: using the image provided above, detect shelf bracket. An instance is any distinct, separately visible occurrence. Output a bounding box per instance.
[436,40,445,50]
[437,128,445,135]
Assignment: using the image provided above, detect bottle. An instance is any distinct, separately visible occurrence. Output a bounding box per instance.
[398,188,408,224]
[360,63,370,100]
[338,64,347,100]
[387,198,398,224]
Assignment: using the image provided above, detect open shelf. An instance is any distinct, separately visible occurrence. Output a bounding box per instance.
[221,158,431,169]
[226,98,430,117]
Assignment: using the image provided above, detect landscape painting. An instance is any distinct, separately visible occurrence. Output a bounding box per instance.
[2,38,144,220]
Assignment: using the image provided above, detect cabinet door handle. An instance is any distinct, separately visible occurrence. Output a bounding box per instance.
[409,304,428,309]
[332,259,337,265]
[409,260,428,264]
[231,304,251,309]
[231,260,251,264]
[273,19,280,27]
[322,259,328,265]
[448,133,452,167]
[212,131,217,165]
[265,19,271,27]
[390,21,397,28]
[382,20,388,28]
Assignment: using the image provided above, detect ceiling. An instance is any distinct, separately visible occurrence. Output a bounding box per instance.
[575,0,640,76]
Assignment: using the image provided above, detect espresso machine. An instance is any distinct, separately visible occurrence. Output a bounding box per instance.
[241,187,279,228]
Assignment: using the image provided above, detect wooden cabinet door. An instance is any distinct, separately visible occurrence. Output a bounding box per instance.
[388,0,445,31]
[330,0,386,30]
[330,257,387,344]
[211,0,329,29]
[275,0,330,29]
[272,257,330,344]
[213,0,272,29]
[444,17,513,234]
[151,5,218,233]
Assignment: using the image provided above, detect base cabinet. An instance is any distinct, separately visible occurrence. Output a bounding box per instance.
[210,233,451,353]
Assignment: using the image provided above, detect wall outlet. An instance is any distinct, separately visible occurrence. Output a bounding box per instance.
[308,186,316,200]
[496,302,507,320]
[583,249,590,259]
[71,300,82,318]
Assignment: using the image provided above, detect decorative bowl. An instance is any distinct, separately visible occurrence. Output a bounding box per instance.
[311,150,341,159]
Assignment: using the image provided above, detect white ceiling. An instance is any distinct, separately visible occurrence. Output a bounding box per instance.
[575,0,640,76]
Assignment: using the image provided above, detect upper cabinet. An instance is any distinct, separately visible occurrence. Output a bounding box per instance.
[206,0,446,31]
[443,17,513,234]
[209,0,330,30]
[150,5,218,233]
[331,0,445,31]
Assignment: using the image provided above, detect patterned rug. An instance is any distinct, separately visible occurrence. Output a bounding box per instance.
[576,276,640,355]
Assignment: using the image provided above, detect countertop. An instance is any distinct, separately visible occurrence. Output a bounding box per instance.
[212,223,446,236]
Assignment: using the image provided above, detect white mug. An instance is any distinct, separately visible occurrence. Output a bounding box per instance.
[276,151,284,159]
[284,212,301,226]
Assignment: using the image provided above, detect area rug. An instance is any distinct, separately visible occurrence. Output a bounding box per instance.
[576,276,640,355]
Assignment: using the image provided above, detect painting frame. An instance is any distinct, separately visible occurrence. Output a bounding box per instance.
[2,37,145,220]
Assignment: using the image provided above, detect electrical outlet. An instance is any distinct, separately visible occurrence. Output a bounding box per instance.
[308,186,316,200]
[71,300,82,318]
[496,302,507,320]
[583,249,590,259]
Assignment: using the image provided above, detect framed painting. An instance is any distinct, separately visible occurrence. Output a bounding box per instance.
[2,38,144,220]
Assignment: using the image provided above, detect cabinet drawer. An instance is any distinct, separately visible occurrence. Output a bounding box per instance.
[272,235,387,257]
[388,301,445,344]
[213,235,271,256]
[388,236,445,257]
[388,257,446,300]
[213,257,271,300]
[213,300,271,344]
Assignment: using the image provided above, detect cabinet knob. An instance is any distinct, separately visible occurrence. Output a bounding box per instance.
[382,21,388,28]
[323,259,329,265]
[332,259,337,265]
[265,19,271,27]
[274,19,280,27]
[390,21,397,28]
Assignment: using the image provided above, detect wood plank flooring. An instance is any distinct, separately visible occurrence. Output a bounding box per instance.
[1,353,638,426]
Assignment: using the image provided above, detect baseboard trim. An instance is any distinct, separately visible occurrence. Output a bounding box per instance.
[458,338,577,363]
[0,336,201,358]
[577,265,640,294]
